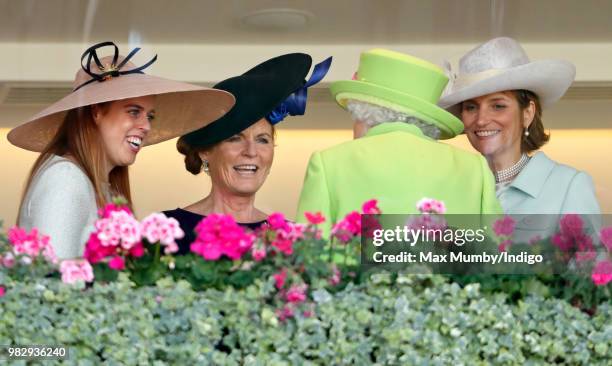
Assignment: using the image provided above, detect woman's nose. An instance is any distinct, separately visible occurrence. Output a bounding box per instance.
[474,109,491,126]
[242,140,257,157]
[138,117,152,132]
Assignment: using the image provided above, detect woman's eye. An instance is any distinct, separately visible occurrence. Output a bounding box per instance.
[493,104,507,110]
[257,137,270,144]
[128,109,140,117]
[227,136,241,142]
[147,114,155,122]
[463,104,476,112]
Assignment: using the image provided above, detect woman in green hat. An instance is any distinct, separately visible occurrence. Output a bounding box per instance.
[296,48,501,237]
[164,54,331,254]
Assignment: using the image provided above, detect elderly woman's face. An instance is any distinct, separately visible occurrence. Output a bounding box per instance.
[460,91,533,160]
[353,120,368,139]
[202,119,274,197]
[93,96,155,168]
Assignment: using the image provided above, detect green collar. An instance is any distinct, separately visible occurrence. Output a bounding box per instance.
[365,122,430,140]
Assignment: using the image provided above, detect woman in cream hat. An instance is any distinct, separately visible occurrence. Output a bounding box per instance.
[9,42,235,259]
[439,37,600,221]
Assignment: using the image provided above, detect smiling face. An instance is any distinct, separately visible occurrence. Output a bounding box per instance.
[92,96,155,168]
[201,118,274,197]
[460,91,535,165]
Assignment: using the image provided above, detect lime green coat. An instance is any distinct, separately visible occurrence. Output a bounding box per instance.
[296,122,502,236]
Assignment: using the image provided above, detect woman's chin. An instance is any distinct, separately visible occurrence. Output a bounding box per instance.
[229,182,263,197]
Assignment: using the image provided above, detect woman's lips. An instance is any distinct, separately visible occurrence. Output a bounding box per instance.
[474,130,500,138]
[126,136,143,153]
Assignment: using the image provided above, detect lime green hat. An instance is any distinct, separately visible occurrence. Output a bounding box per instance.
[330,48,463,139]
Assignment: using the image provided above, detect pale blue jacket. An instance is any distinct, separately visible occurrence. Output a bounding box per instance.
[498,152,601,241]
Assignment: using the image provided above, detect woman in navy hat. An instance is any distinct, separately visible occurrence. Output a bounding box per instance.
[164,53,331,254]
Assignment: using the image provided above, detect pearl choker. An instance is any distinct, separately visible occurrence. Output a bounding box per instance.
[495,153,530,183]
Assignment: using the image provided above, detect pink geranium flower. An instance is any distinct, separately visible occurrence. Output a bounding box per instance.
[493,216,516,237]
[600,227,612,252]
[575,235,596,263]
[559,214,584,238]
[405,214,447,233]
[140,213,184,253]
[266,216,305,256]
[129,242,146,258]
[0,285,5,297]
[552,233,573,252]
[267,212,288,231]
[416,198,446,214]
[328,264,341,286]
[59,259,94,284]
[191,214,254,261]
[99,202,132,218]
[304,211,325,225]
[498,239,512,252]
[332,211,362,243]
[286,283,308,304]
[251,242,267,262]
[7,226,55,262]
[303,309,314,318]
[276,305,294,321]
[1,252,15,268]
[95,209,141,250]
[552,214,596,261]
[84,233,116,264]
[108,256,126,271]
[271,238,294,256]
[362,199,382,215]
[591,260,612,286]
[273,269,287,289]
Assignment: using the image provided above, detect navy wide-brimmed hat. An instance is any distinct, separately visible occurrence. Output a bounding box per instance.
[182,53,332,147]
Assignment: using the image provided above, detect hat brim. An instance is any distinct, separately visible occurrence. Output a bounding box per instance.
[331,79,463,139]
[438,60,575,117]
[7,73,235,152]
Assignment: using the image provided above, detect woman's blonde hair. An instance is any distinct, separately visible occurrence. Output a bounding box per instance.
[18,103,132,222]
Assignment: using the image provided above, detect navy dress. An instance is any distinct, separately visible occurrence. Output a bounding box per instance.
[163,208,267,255]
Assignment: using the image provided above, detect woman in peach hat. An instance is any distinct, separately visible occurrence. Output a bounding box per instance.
[8,42,235,259]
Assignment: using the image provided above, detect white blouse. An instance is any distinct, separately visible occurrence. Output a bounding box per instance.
[18,155,100,259]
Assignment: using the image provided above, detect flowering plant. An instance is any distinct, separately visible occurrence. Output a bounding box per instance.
[475,213,612,313]
[0,224,57,282]
[166,210,342,319]
[83,198,183,284]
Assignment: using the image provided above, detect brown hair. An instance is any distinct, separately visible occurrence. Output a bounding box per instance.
[176,135,211,175]
[176,123,276,175]
[18,103,132,222]
[512,89,549,153]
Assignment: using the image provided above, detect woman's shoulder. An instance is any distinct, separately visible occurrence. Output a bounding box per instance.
[36,155,89,181]
[163,207,203,220]
[30,155,93,195]
[532,152,582,176]
[163,208,205,231]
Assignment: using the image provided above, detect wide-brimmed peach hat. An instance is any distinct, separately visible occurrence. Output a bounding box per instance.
[8,41,235,152]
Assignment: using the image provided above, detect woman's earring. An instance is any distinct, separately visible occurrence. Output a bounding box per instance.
[202,160,209,173]
[524,130,530,137]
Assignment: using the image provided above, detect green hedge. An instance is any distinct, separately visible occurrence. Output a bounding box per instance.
[1,274,610,365]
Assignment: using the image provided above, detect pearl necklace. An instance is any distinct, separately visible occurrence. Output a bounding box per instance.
[495,153,530,183]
